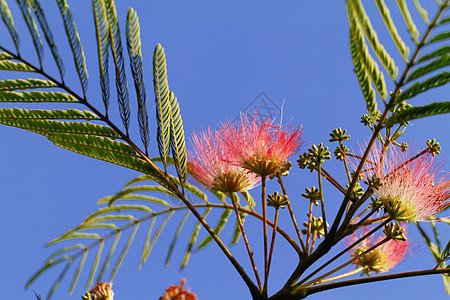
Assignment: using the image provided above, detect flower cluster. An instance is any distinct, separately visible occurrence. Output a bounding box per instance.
[348,228,410,276]
[160,279,197,300]
[88,282,114,300]
[364,144,450,222]
[188,113,304,192]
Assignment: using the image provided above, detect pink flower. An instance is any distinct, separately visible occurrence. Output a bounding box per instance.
[364,144,450,222]
[348,228,410,276]
[221,113,304,177]
[188,127,259,193]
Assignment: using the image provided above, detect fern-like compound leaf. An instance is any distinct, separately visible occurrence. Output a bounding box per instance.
[407,55,450,83]
[349,28,378,119]
[417,45,450,63]
[165,211,190,267]
[110,222,139,281]
[28,0,65,80]
[0,52,12,60]
[153,43,171,172]
[413,0,429,25]
[0,0,20,54]
[0,108,98,119]
[0,60,33,71]
[396,0,420,43]
[386,101,450,126]
[93,0,111,115]
[0,78,56,91]
[428,31,450,44]
[196,208,232,250]
[396,72,450,103]
[231,211,247,245]
[180,207,212,270]
[56,0,88,97]
[126,8,149,154]
[104,0,130,134]
[375,0,409,60]
[349,0,398,81]
[17,0,43,68]
[0,91,77,102]
[169,91,187,184]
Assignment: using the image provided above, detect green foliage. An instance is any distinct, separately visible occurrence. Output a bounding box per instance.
[17,0,43,68]
[386,102,450,126]
[28,0,65,80]
[93,0,111,114]
[0,78,57,91]
[0,108,98,120]
[396,72,450,103]
[0,60,33,71]
[126,8,149,154]
[417,46,450,63]
[153,43,171,172]
[57,0,88,97]
[396,0,419,43]
[0,91,77,102]
[104,0,130,134]
[0,0,19,53]
[169,91,187,184]
[407,55,450,83]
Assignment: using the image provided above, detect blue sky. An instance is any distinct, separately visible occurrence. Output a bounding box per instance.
[0,1,449,300]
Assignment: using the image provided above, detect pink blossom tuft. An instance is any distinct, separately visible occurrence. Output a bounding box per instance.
[348,227,410,275]
[362,143,450,222]
[188,127,259,193]
[221,113,304,177]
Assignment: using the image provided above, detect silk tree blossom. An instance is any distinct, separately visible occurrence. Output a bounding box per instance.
[188,127,259,193]
[221,113,304,177]
[348,228,410,276]
[160,279,198,300]
[363,143,450,222]
[89,282,114,300]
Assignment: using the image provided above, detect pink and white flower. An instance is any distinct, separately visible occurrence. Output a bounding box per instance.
[348,228,410,276]
[188,127,259,193]
[364,144,450,222]
[221,113,304,177]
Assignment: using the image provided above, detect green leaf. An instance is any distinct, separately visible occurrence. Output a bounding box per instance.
[165,211,190,267]
[93,0,110,114]
[0,60,33,72]
[0,91,77,102]
[413,0,429,25]
[428,32,450,44]
[231,211,247,245]
[396,0,419,43]
[180,207,212,269]
[126,8,149,153]
[85,204,153,221]
[47,233,100,246]
[97,185,173,207]
[407,55,450,82]
[417,46,450,63]
[26,256,71,288]
[349,0,398,80]
[28,0,65,80]
[153,43,171,172]
[169,91,187,183]
[110,222,139,281]
[139,211,174,267]
[104,0,130,134]
[241,190,256,209]
[46,134,156,175]
[96,231,120,284]
[0,0,20,54]
[0,52,12,60]
[386,101,450,126]
[0,118,118,137]
[85,239,104,292]
[395,72,450,103]
[0,78,57,91]
[375,0,410,59]
[439,16,450,25]
[349,29,378,119]
[17,0,43,68]
[57,0,88,97]
[69,248,87,294]
[0,108,98,120]
[196,208,232,250]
